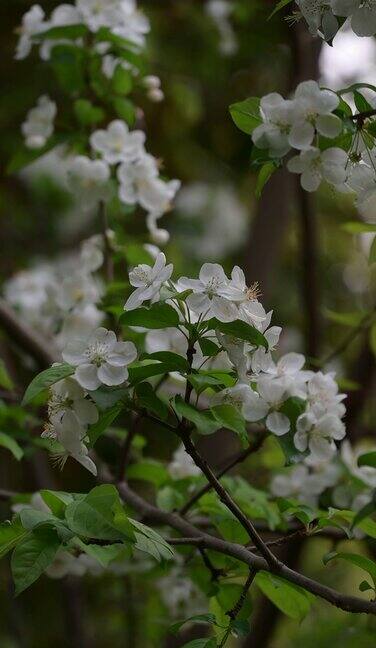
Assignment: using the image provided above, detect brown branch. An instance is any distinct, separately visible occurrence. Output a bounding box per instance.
[179,432,266,516]
[0,297,59,368]
[178,431,281,569]
[116,479,376,615]
[117,414,141,481]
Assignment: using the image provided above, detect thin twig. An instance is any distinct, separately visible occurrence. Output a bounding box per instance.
[179,432,266,516]
[319,308,376,367]
[0,298,59,368]
[117,414,141,480]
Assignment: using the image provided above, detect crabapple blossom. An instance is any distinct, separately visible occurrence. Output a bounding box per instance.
[296,0,339,40]
[221,266,267,327]
[117,154,181,216]
[212,383,257,416]
[39,4,82,60]
[331,0,376,37]
[206,0,238,56]
[289,81,341,150]
[125,252,173,310]
[15,4,46,60]
[243,376,291,436]
[294,412,346,460]
[258,352,311,398]
[62,327,137,390]
[48,377,99,427]
[21,95,56,149]
[67,156,110,207]
[90,120,145,165]
[178,263,238,322]
[43,410,97,475]
[287,147,347,192]
[143,76,164,102]
[252,93,294,158]
[306,371,346,419]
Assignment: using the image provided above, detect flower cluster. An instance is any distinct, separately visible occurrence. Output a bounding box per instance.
[16,0,149,61]
[16,1,180,243]
[253,80,348,192]
[296,0,376,40]
[4,234,105,348]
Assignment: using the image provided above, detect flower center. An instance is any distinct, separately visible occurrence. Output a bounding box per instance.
[205,276,223,296]
[245,281,261,301]
[85,341,109,366]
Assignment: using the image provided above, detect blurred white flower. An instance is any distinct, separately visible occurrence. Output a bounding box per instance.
[21,95,56,149]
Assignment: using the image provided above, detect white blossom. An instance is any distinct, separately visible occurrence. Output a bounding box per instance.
[221,266,267,327]
[48,376,99,428]
[252,93,294,157]
[331,0,376,37]
[43,410,97,475]
[125,252,173,310]
[21,95,56,149]
[117,154,181,215]
[289,81,341,150]
[306,371,346,418]
[296,0,339,40]
[90,120,145,164]
[15,5,46,60]
[294,412,345,460]
[67,156,110,207]
[62,327,137,390]
[243,376,291,436]
[288,147,347,191]
[178,263,238,322]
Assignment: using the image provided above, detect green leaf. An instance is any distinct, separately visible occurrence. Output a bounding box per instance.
[255,162,277,197]
[208,319,268,349]
[358,452,376,469]
[35,24,88,40]
[255,571,311,620]
[50,44,86,94]
[324,309,368,327]
[170,614,218,635]
[352,496,376,530]
[74,538,130,567]
[127,460,169,487]
[354,91,373,114]
[11,527,61,595]
[198,338,221,357]
[120,303,180,329]
[142,352,189,373]
[181,640,216,648]
[268,0,294,20]
[341,222,376,234]
[229,98,262,135]
[129,361,180,385]
[134,382,169,420]
[211,404,248,446]
[0,519,29,559]
[112,66,133,94]
[74,99,105,125]
[0,360,14,390]
[88,402,124,445]
[359,580,374,593]
[323,552,376,589]
[174,396,221,435]
[128,518,174,562]
[40,491,74,518]
[113,97,136,126]
[0,432,23,461]
[89,387,127,411]
[65,485,128,541]
[22,363,75,405]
